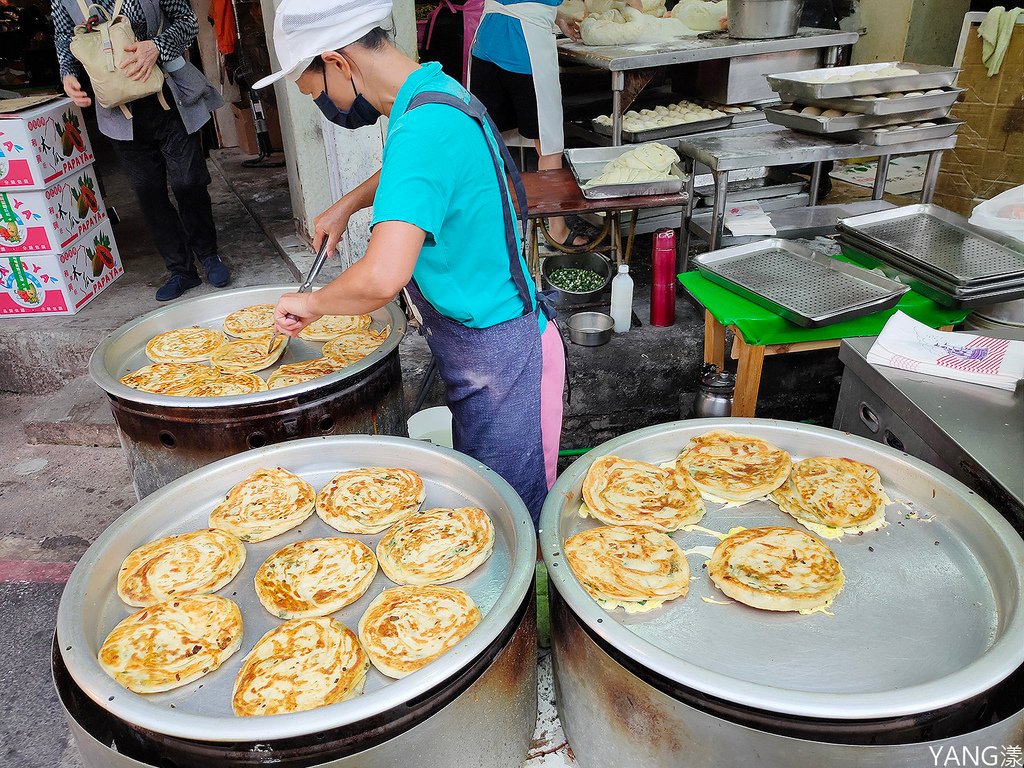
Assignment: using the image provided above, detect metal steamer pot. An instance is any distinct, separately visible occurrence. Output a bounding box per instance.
[55,436,538,767]
[539,419,1024,768]
[90,286,408,498]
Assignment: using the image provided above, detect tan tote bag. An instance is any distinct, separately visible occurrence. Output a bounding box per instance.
[68,0,169,118]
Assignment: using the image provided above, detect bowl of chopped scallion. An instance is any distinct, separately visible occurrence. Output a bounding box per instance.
[541,252,614,307]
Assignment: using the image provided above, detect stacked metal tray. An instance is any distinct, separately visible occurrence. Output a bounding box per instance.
[693,239,908,327]
[765,105,953,135]
[565,145,686,200]
[776,88,965,116]
[766,62,959,100]
[837,204,1024,308]
[591,113,732,143]
[842,118,963,146]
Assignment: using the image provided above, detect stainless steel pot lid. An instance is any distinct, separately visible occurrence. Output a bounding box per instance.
[57,436,535,742]
[89,285,407,409]
[539,418,1024,721]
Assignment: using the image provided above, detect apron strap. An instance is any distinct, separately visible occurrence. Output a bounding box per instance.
[408,91,535,318]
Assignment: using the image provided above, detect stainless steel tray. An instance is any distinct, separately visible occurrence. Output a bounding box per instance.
[89,285,406,409]
[693,173,806,204]
[693,239,908,327]
[839,118,963,146]
[565,145,686,200]
[767,62,959,100]
[56,435,535,742]
[775,87,965,116]
[839,237,1024,308]
[838,204,1024,284]
[539,419,1024,721]
[765,105,953,134]
[592,114,733,143]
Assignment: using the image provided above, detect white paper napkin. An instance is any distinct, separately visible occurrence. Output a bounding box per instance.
[724,201,776,236]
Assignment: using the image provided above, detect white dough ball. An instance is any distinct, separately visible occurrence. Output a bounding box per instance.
[821,109,845,118]
[801,106,823,116]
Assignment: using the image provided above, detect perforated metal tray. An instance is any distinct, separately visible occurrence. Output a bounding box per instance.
[774,88,964,116]
[767,62,959,100]
[765,105,953,134]
[694,239,908,327]
[839,204,1024,285]
[56,436,535,742]
[539,419,1024,721]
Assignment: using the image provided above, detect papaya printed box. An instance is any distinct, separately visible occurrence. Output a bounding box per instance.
[0,218,122,316]
[0,97,95,190]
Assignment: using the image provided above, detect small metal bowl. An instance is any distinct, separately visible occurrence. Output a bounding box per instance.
[541,252,614,308]
[566,312,614,346]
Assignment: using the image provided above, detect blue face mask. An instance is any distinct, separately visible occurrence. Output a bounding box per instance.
[314,66,381,130]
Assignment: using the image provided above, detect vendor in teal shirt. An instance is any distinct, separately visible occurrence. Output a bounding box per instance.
[256,0,566,523]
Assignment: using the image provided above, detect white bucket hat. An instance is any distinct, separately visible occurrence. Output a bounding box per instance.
[252,0,393,90]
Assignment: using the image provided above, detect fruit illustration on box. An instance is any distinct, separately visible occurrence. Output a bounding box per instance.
[15,282,39,306]
[55,110,85,157]
[71,176,99,219]
[0,219,21,244]
[87,232,114,277]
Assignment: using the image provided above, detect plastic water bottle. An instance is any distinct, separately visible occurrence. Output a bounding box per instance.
[610,264,634,334]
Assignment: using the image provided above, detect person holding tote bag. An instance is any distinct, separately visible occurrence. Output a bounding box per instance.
[51,0,231,301]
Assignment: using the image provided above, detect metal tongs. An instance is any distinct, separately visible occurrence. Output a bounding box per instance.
[267,239,332,352]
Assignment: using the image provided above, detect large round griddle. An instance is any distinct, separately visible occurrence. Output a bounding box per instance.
[89,285,407,408]
[57,436,535,742]
[539,418,1024,721]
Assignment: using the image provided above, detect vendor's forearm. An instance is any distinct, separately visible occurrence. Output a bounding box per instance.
[341,170,382,216]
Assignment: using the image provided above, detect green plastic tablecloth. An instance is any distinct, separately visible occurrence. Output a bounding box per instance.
[678,270,969,347]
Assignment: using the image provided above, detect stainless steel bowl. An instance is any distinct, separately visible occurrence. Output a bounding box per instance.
[541,252,613,308]
[567,312,614,346]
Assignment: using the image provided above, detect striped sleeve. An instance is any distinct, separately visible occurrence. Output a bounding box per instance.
[152,0,199,62]
[50,0,80,78]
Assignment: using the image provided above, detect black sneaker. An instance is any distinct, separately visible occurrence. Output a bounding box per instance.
[156,273,202,301]
[202,255,231,288]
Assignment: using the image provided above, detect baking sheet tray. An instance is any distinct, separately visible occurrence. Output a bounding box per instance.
[838,204,1024,284]
[89,285,406,409]
[775,87,965,116]
[839,118,963,146]
[56,435,534,742]
[591,114,732,142]
[538,419,1024,720]
[765,105,953,134]
[565,145,686,200]
[767,62,959,100]
[693,174,806,204]
[693,239,908,327]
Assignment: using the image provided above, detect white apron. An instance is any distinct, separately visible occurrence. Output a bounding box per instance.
[471,1,565,156]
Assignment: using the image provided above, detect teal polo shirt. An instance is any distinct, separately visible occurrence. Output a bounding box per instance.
[371,62,544,332]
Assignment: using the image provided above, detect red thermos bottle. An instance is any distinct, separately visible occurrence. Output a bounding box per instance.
[650,228,676,327]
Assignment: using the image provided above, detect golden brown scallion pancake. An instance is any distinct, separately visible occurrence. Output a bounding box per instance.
[676,430,792,503]
[119,362,218,396]
[209,468,316,542]
[98,595,243,693]
[565,525,690,613]
[145,327,226,363]
[708,526,844,612]
[299,314,373,342]
[117,528,246,607]
[322,328,388,365]
[266,357,343,389]
[232,617,369,716]
[255,538,378,619]
[210,334,288,374]
[581,455,706,531]
[770,457,889,537]
[316,467,426,534]
[357,585,481,679]
[185,372,268,397]
[376,507,494,585]
[223,304,276,338]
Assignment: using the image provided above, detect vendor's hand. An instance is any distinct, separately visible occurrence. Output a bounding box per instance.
[274,292,321,337]
[312,198,352,257]
[555,15,582,41]
[62,75,91,108]
[122,40,159,82]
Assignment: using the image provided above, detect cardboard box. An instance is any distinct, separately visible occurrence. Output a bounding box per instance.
[0,218,122,317]
[0,97,96,190]
[0,162,107,256]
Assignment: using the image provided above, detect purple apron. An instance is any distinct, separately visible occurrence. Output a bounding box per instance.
[406,92,560,523]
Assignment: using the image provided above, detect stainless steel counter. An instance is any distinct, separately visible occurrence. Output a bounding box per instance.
[835,335,1023,532]
[558,29,858,71]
